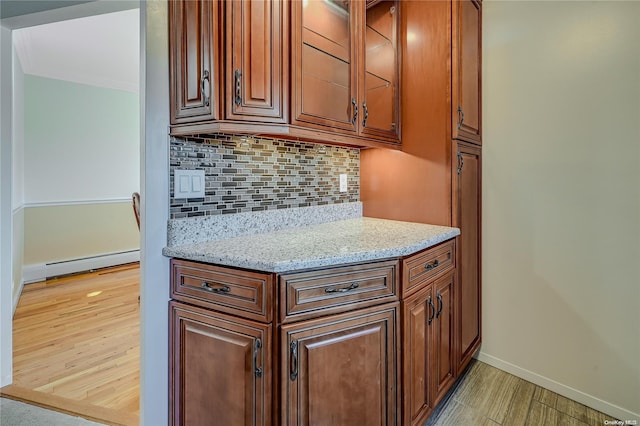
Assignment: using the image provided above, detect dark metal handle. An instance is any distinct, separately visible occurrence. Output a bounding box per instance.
[427,296,435,325]
[200,282,230,294]
[201,70,210,107]
[457,105,464,129]
[457,151,464,175]
[325,282,359,293]
[290,341,298,381]
[436,292,443,319]
[253,338,263,378]
[234,69,242,106]
[362,102,369,127]
[351,98,358,125]
[425,259,440,271]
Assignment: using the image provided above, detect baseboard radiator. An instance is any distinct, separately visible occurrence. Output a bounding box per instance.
[22,249,140,284]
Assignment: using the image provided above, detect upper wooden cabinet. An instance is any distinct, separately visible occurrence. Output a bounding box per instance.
[169,0,220,124]
[452,0,482,144]
[291,0,401,143]
[360,0,401,141]
[290,0,357,133]
[225,0,287,122]
[168,0,401,148]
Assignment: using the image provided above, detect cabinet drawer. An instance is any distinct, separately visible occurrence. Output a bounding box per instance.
[280,260,399,322]
[402,240,455,296]
[171,259,274,322]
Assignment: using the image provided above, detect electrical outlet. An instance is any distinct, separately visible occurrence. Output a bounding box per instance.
[174,169,205,199]
[339,174,348,193]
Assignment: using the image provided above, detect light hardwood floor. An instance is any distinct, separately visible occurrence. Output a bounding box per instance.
[427,360,619,426]
[1,264,140,426]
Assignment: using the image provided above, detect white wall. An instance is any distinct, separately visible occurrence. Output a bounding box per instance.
[140,1,170,425]
[12,42,24,309]
[23,75,139,204]
[481,0,640,420]
[0,23,14,386]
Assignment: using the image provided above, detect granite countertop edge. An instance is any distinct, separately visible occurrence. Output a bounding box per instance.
[163,217,460,273]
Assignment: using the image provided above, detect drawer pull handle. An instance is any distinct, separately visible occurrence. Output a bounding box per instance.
[200,282,230,294]
[325,282,359,293]
[427,296,435,325]
[290,341,298,381]
[425,259,440,271]
[253,338,263,378]
[436,291,443,319]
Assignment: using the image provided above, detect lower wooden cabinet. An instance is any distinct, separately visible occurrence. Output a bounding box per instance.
[169,301,271,426]
[281,303,398,426]
[169,240,472,425]
[402,271,455,426]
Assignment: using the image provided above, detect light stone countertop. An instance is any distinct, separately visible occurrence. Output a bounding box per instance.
[163,217,460,272]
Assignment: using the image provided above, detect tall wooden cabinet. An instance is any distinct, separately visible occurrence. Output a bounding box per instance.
[452,140,481,373]
[361,0,483,385]
[452,0,482,144]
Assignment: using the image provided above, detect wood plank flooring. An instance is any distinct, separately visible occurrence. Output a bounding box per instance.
[426,360,619,426]
[1,264,140,426]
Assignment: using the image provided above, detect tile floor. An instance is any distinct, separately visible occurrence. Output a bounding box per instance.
[0,398,103,425]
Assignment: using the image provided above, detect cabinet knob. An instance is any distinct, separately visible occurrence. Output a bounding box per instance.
[200,282,230,294]
[234,69,243,106]
[290,341,298,381]
[424,259,440,271]
[427,296,435,325]
[325,282,359,293]
[201,70,210,107]
[457,105,465,129]
[351,98,358,126]
[253,338,263,378]
[362,102,369,128]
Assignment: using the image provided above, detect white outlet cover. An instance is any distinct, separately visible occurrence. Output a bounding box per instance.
[174,169,205,199]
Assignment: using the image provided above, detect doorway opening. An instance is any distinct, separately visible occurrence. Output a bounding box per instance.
[0,5,141,424]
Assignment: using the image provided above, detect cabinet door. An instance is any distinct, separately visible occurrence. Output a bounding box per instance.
[360,0,400,142]
[291,0,358,133]
[226,0,287,122]
[452,141,481,373]
[282,303,398,426]
[452,0,482,144]
[402,285,434,426]
[432,271,455,405]
[170,301,271,426]
[169,0,220,124]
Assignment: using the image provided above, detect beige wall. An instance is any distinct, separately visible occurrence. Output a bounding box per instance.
[24,202,139,265]
[482,0,640,419]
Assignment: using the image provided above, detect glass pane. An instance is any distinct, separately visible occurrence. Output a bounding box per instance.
[301,0,352,123]
[364,1,397,133]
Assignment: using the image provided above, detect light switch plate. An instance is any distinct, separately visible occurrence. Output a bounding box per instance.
[339,174,348,192]
[174,169,205,199]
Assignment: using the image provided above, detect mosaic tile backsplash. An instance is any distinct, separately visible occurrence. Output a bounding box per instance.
[170,135,360,219]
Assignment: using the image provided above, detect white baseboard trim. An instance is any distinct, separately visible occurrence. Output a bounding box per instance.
[22,250,140,284]
[477,351,640,422]
[12,280,25,315]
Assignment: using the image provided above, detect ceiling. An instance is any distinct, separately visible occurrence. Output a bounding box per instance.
[12,8,139,93]
[0,1,95,19]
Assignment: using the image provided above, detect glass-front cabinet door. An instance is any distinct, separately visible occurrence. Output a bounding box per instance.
[360,0,400,142]
[291,0,358,133]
